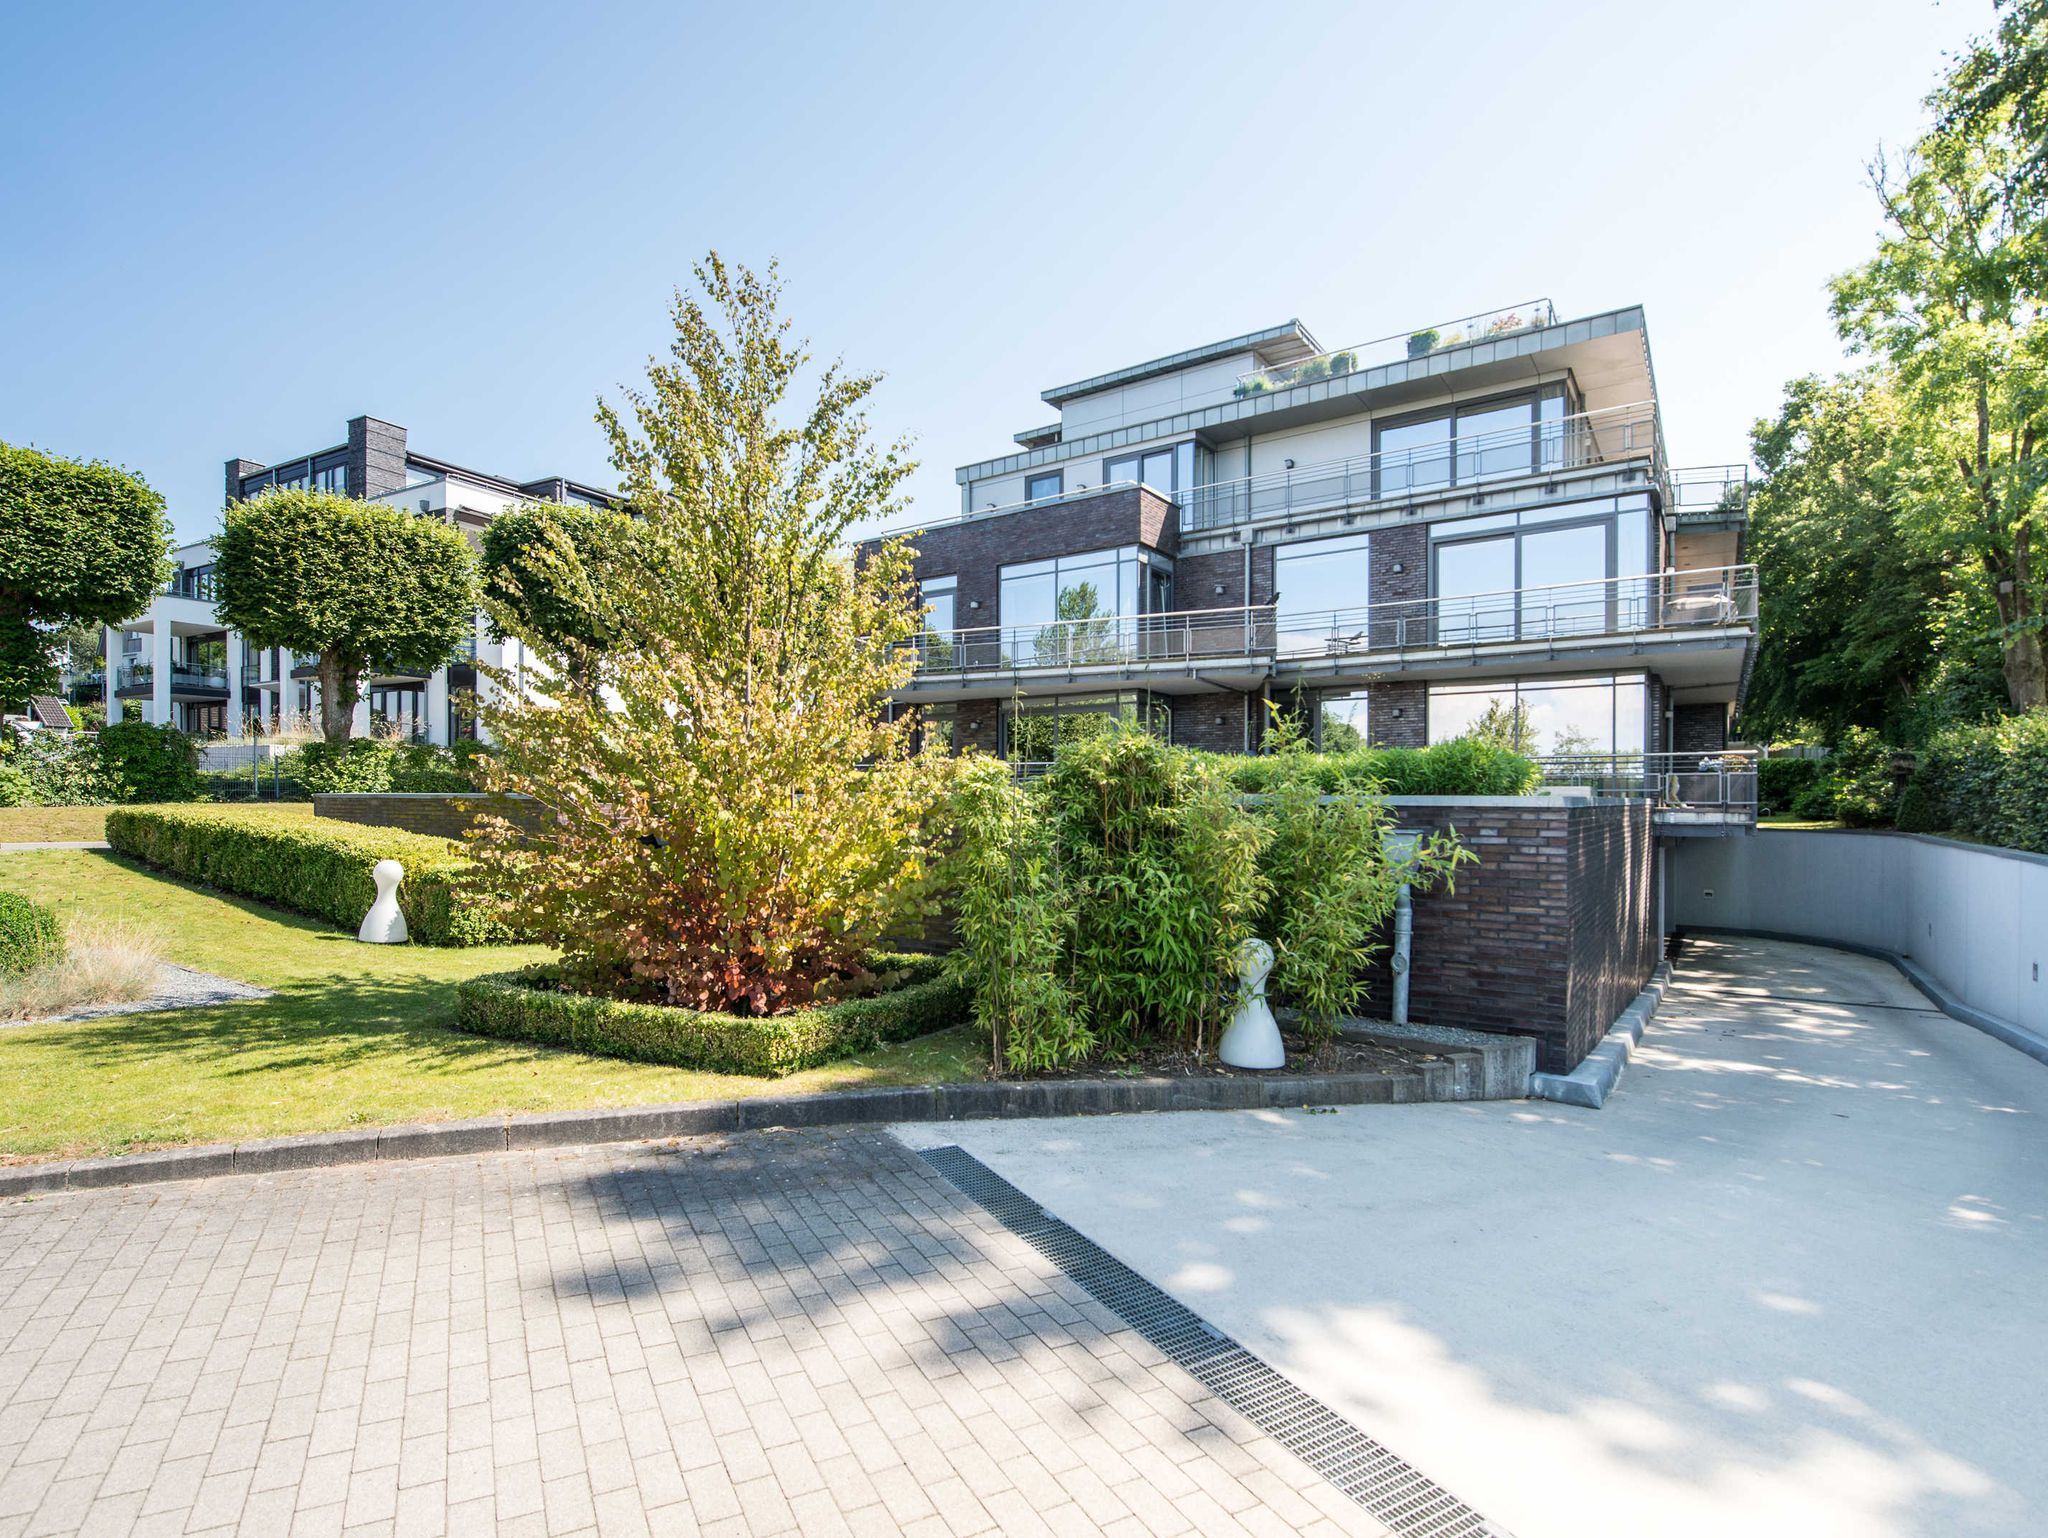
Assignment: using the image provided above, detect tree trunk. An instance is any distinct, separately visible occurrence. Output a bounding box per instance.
[2004,630,2048,712]
[315,654,359,744]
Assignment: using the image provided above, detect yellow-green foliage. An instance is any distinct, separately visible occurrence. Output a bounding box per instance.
[105,804,510,945]
[455,952,965,1076]
[468,256,942,1015]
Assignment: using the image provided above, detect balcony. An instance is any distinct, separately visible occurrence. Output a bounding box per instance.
[901,565,1757,693]
[1183,400,1661,533]
[1534,749,1759,834]
[1667,465,1751,525]
[115,662,230,695]
[1233,300,1558,397]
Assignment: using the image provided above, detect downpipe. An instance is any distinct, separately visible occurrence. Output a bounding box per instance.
[1392,880,1413,1027]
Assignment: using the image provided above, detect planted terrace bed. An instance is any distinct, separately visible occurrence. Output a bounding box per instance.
[455,953,970,1077]
[1013,1030,1436,1081]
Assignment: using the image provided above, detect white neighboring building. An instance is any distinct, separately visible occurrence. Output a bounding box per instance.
[106,415,610,744]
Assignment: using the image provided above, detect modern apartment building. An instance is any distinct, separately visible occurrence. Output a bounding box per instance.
[106,415,610,743]
[874,300,1755,810]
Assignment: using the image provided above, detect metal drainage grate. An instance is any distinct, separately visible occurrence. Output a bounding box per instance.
[920,1144,1512,1538]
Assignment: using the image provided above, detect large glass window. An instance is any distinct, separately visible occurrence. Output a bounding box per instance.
[1431,497,1651,642]
[920,575,956,636]
[1025,470,1063,502]
[1002,692,1169,765]
[999,546,1164,665]
[316,463,348,494]
[1106,442,1195,498]
[1428,675,1649,759]
[1273,532,1373,653]
[1375,387,1577,497]
[1316,693,1370,752]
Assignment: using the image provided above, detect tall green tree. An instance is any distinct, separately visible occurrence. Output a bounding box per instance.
[1743,373,2004,740]
[1940,0,2048,229]
[468,255,938,1015]
[1830,74,2048,710]
[213,489,477,744]
[477,502,636,659]
[0,443,171,712]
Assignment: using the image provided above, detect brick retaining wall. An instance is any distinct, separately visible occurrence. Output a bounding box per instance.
[312,793,539,842]
[1360,797,1657,1072]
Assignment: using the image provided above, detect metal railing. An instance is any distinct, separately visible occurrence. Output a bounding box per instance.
[1234,300,1558,395]
[163,570,217,601]
[1534,749,1759,811]
[1667,465,1751,521]
[115,662,230,692]
[902,564,1757,675]
[1182,400,1660,532]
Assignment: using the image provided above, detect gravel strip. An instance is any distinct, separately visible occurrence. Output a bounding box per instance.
[2,963,271,1028]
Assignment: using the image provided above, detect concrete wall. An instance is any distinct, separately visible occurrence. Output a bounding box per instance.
[1670,830,2048,1039]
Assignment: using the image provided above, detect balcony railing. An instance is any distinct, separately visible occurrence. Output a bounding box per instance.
[1534,750,1759,812]
[1183,400,1661,532]
[1667,465,1751,522]
[1234,299,1558,397]
[116,662,230,692]
[163,570,217,602]
[902,564,1757,676]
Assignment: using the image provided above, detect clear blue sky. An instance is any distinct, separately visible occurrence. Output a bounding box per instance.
[0,0,1994,546]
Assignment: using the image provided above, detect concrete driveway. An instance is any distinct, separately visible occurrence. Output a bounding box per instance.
[898,936,2048,1538]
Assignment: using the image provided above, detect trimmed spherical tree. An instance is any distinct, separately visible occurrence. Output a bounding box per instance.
[0,443,172,713]
[478,502,637,675]
[213,489,477,744]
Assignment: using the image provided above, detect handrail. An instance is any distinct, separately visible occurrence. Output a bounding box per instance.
[1533,750,1758,812]
[1235,299,1557,393]
[901,564,1757,674]
[869,399,1667,543]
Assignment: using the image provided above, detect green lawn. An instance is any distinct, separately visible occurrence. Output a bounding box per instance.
[0,847,981,1163]
[0,801,317,844]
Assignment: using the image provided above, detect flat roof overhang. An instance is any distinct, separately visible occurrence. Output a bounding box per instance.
[892,627,1753,705]
[958,308,1654,486]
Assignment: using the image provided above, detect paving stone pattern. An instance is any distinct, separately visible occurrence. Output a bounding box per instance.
[0,1129,1388,1537]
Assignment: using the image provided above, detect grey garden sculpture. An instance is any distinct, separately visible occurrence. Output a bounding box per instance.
[358,859,408,944]
[1218,937,1283,1069]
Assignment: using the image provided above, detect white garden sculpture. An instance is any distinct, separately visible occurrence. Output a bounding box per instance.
[1218,937,1284,1070]
[358,859,408,944]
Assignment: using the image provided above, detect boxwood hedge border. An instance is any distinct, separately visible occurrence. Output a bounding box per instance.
[455,952,969,1077]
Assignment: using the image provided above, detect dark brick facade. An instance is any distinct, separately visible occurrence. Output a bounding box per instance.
[313,792,538,841]
[1365,680,1427,747]
[349,415,409,500]
[1170,692,1253,754]
[1359,798,1657,1072]
[883,487,1177,627]
[1673,702,1729,754]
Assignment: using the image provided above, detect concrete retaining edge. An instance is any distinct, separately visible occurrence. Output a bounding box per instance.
[1527,959,1674,1110]
[1680,925,2048,1071]
[0,1033,1528,1198]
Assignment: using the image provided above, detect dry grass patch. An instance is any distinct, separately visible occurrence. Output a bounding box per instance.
[0,917,165,1023]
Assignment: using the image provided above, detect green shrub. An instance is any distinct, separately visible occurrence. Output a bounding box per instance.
[1904,714,2048,852]
[455,953,965,1075]
[1756,756,1825,816]
[0,725,115,806]
[104,804,513,945]
[286,739,487,795]
[1215,738,1539,797]
[0,891,64,976]
[97,719,200,802]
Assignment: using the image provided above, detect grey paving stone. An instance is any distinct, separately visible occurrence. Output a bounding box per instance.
[0,1130,1390,1536]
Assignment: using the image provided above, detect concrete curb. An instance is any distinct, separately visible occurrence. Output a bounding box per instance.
[0,1033,1529,1198]
[1679,926,2048,1071]
[1528,960,1674,1110]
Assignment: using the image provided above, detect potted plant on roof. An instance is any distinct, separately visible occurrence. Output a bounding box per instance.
[1328,350,1356,377]
[1406,329,1439,358]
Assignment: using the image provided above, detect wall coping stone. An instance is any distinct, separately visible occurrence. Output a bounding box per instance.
[1757,824,2048,871]
[0,1031,1533,1198]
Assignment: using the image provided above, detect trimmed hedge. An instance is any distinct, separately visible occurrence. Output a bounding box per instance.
[455,953,968,1076]
[285,739,488,795]
[1212,738,1541,797]
[1899,714,2048,852]
[1757,756,1825,816]
[104,804,512,946]
[0,890,64,976]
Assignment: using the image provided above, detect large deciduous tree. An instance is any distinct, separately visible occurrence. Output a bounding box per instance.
[477,502,637,680]
[213,488,477,744]
[0,443,171,712]
[1830,75,2048,710]
[1743,373,2005,741]
[468,255,937,1016]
